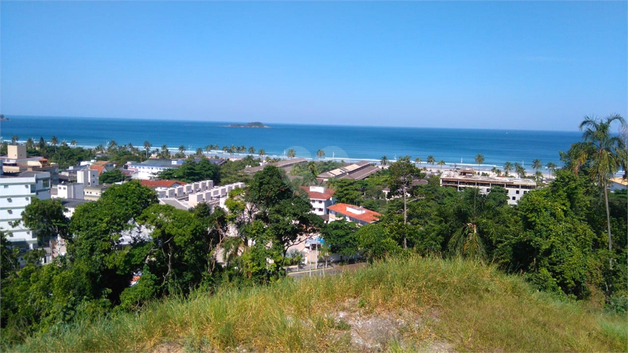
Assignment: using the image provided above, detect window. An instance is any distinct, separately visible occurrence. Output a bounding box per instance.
[511,196,516,200]
[7,198,12,202]
[4,185,8,188]
[516,190,520,194]
[7,210,12,214]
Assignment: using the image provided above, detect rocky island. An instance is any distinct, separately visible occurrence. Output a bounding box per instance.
[227,122,269,128]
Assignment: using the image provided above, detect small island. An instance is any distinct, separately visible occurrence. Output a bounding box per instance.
[227,122,269,128]
[0,114,9,121]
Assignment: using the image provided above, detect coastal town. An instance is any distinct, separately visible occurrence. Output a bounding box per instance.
[0,140,563,267]
[1,1,626,351]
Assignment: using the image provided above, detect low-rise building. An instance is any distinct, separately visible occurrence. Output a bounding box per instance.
[327,203,381,225]
[84,185,108,201]
[440,170,536,205]
[299,186,336,217]
[316,161,379,182]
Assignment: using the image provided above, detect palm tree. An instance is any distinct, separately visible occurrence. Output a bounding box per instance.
[475,154,484,171]
[196,148,203,157]
[108,140,117,153]
[26,138,35,150]
[71,139,77,147]
[179,145,186,154]
[546,162,557,177]
[317,149,325,159]
[11,135,18,144]
[380,156,389,166]
[287,148,296,158]
[415,157,422,166]
[144,141,152,158]
[503,161,513,177]
[437,160,446,168]
[514,162,525,178]
[205,145,212,155]
[532,159,542,172]
[578,114,626,271]
[50,136,59,152]
[427,155,435,165]
[248,146,255,154]
[258,149,266,158]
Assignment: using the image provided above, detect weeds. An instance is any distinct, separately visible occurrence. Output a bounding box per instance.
[11,256,628,352]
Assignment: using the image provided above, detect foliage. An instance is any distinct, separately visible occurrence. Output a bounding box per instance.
[99,168,127,184]
[321,220,359,260]
[158,158,220,183]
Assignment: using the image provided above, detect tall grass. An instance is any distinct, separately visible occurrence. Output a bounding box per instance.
[11,256,627,352]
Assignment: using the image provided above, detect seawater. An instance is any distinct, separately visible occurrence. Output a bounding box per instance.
[1,115,581,170]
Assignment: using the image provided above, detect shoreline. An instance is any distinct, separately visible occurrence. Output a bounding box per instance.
[2,140,560,176]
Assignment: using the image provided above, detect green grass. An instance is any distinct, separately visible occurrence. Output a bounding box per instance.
[9,256,628,352]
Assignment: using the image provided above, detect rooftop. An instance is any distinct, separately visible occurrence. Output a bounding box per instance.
[141,180,188,189]
[327,203,381,224]
[299,186,336,200]
[440,171,536,186]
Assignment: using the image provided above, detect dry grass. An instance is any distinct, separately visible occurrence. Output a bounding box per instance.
[10,256,627,352]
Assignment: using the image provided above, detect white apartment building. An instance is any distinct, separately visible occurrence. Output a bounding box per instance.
[299,186,336,216]
[0,172,51,249]
[440,171,536,205]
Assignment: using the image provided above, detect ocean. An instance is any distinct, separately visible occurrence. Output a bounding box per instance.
[1,115,581,171]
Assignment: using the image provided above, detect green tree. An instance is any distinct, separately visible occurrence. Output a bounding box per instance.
[11,135,18,144]
[475,154,485,170]
[287,148,296,158]
[15,199,70,244]
[577,114,626,271]
[71,139,77,147]
[258,149,266,157]
[380,155,388,166]
[317,149,325,159]
[415,157,422,165]
[248,146,255,154]
[50,136,58,150]
[427,155,435,165]
[546,162,557,176]
[321,219,359,261]
[356,223,401,262]
[388,159,422,247]
[99,169,127,184]
[144,141,152,158]
[504,161,513,177]
[532,159,542,173]
[514,162,526,178]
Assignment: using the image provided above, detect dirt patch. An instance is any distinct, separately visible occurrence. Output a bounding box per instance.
[330,299,454,352]
[152,341,184,353]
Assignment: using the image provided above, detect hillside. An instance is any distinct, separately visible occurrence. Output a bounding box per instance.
[11,256,627,352]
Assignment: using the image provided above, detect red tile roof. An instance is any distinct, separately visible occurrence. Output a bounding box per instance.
[299,186,336,200]
[89,165,105,175]
[140,180,187,189]
[327,203,381,224]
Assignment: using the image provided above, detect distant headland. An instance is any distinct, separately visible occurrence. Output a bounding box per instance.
[0,115,9,121]
[226,122,269,128]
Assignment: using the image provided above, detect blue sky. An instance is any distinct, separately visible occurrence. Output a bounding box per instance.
[1,1,626,131]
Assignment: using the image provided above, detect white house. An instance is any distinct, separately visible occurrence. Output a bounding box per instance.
[299,186,336,217]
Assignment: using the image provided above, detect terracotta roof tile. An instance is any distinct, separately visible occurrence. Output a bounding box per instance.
[299,186,336,200]
[89,165,105,175]
[327,203,381,224]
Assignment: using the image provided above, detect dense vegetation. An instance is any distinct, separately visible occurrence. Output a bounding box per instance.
[2,116,627,350]
[7,257,627,352]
